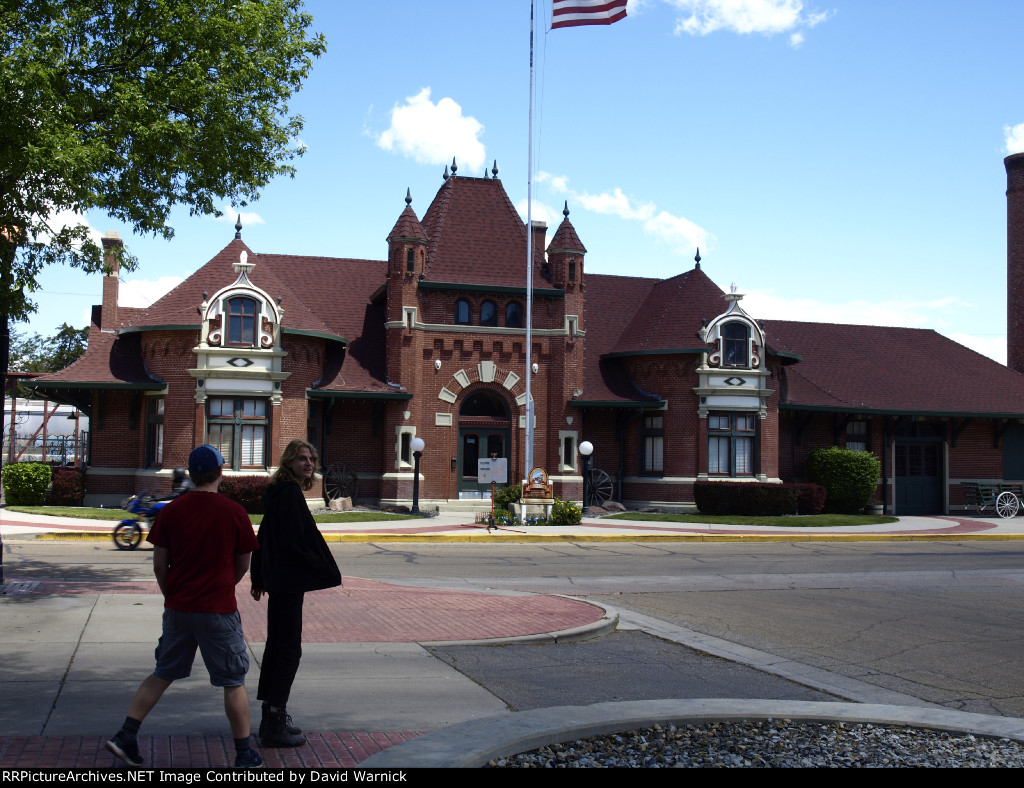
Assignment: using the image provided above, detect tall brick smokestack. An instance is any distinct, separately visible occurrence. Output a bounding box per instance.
[100,231,122,333]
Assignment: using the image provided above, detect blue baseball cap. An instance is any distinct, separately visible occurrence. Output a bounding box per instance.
[188,444,225,474]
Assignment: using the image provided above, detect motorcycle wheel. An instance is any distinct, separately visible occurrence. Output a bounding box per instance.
[113,522,143,551]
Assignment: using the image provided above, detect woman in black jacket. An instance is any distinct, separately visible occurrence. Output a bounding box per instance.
[250,439,341,747]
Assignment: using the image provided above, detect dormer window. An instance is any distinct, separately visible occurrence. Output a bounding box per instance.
[506,301,523,328]
[723,322,749,368]
[228,297,258,346]
[480,300,497,327]
[454,299,471,325]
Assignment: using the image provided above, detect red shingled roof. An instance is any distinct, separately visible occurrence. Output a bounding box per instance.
[419,175,542,287]
[29,306,158,389]
[607,266,724,356]
[767,320,1024,416]
[578,273,660,403]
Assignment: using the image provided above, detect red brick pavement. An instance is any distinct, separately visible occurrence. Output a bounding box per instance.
[0,731,424,768]
[18,576,606,642]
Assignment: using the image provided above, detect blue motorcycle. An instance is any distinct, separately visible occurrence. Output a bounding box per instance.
[112,493,168,550]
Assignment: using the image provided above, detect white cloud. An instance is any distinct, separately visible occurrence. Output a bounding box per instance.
[210,203,265,226]
[1004,123,1024,155]
[34,207,102,249]
[514,198,561,226]
[741,288,967,328]
[668,0,831,40]
[536,171,711,254]
[737,288,1004,363]
[376,88,486,172]
[119,276,184,309]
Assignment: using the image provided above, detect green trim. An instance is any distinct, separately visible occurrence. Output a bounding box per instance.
[307,389,413,401]
[766,346,803,362]
[569,399,664,409]
[283,328,347,343]
[25,380,164,391]
[418,281,565,298]
[781,403,1024,419]
[602,348,707,360]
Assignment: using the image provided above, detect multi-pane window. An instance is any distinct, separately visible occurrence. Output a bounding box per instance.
[454,299,471,325]
[207,397,268,469]
[641,415,664,474]
[146,398,165,468]
[846,420,869,452]
[227,298,258,346]
[722,322,749,367]
[506,301,523,328]
[480,300,497,327]
[708,412,756,476]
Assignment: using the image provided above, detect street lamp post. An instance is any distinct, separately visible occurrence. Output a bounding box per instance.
[410,436,425,515]
[579,440,594,514]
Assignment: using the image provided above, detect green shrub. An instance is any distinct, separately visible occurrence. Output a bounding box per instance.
[493,483,522,511]
[549,497,582,525]
[50,466,86,505]
[2,462,53,505]
[806,446,881,514]
[218,475,272,514]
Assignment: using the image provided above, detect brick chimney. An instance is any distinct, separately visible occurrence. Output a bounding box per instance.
[100,231,122,333]
[531,220,547,267]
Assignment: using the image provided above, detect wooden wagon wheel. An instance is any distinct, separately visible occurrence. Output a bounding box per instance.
[586,467,614,508]
[323,463,359,503]
[996,491,1020,519]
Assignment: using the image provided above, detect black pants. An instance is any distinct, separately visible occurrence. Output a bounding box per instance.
[257,591,304,707]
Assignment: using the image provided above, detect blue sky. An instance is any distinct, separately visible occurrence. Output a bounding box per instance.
[23,0,1024,364]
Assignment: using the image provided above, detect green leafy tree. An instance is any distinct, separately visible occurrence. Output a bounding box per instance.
[8,323,88,395]
[0,0,325,577]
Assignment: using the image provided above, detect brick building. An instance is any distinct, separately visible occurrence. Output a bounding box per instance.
[28,159,1024,515]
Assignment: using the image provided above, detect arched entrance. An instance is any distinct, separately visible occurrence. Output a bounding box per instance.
[458,389,512,498]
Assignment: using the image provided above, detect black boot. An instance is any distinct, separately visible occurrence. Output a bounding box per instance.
[260,705,306,748]
[259,703,302,739]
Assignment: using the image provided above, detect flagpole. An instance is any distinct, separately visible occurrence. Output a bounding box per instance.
[524,0,535,484]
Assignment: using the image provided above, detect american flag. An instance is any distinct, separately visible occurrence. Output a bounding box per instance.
[551,0,628,29]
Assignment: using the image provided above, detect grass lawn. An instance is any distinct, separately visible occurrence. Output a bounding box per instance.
[603,512,900,527]
[4,505,418,525]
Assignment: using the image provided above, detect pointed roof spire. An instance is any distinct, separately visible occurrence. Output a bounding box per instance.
[492,160,499,179]
[234,215,242,240]
[563,201,570,218]
[443,164,449,181]
[450,157,458,176]
[405,187,412,206]
[694,247,701,270]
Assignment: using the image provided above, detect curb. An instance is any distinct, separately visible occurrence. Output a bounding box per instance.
[26,531,1024,543]
[421,601,619,647]
[360,699,1024,768]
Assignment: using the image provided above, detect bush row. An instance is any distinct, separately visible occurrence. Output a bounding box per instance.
[694,480,826,516]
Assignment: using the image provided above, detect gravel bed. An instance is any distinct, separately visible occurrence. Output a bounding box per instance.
[487,720,1024,767]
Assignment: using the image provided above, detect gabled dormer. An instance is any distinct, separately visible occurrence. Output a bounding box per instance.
[191,248,289,404]
[201,250,282,350]
[700,284,765,370]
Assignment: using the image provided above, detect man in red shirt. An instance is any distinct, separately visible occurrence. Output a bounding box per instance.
[105,445,262,768]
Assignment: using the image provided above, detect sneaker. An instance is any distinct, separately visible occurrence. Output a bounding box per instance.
[235,748,264,768]
[105,731,143,766]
